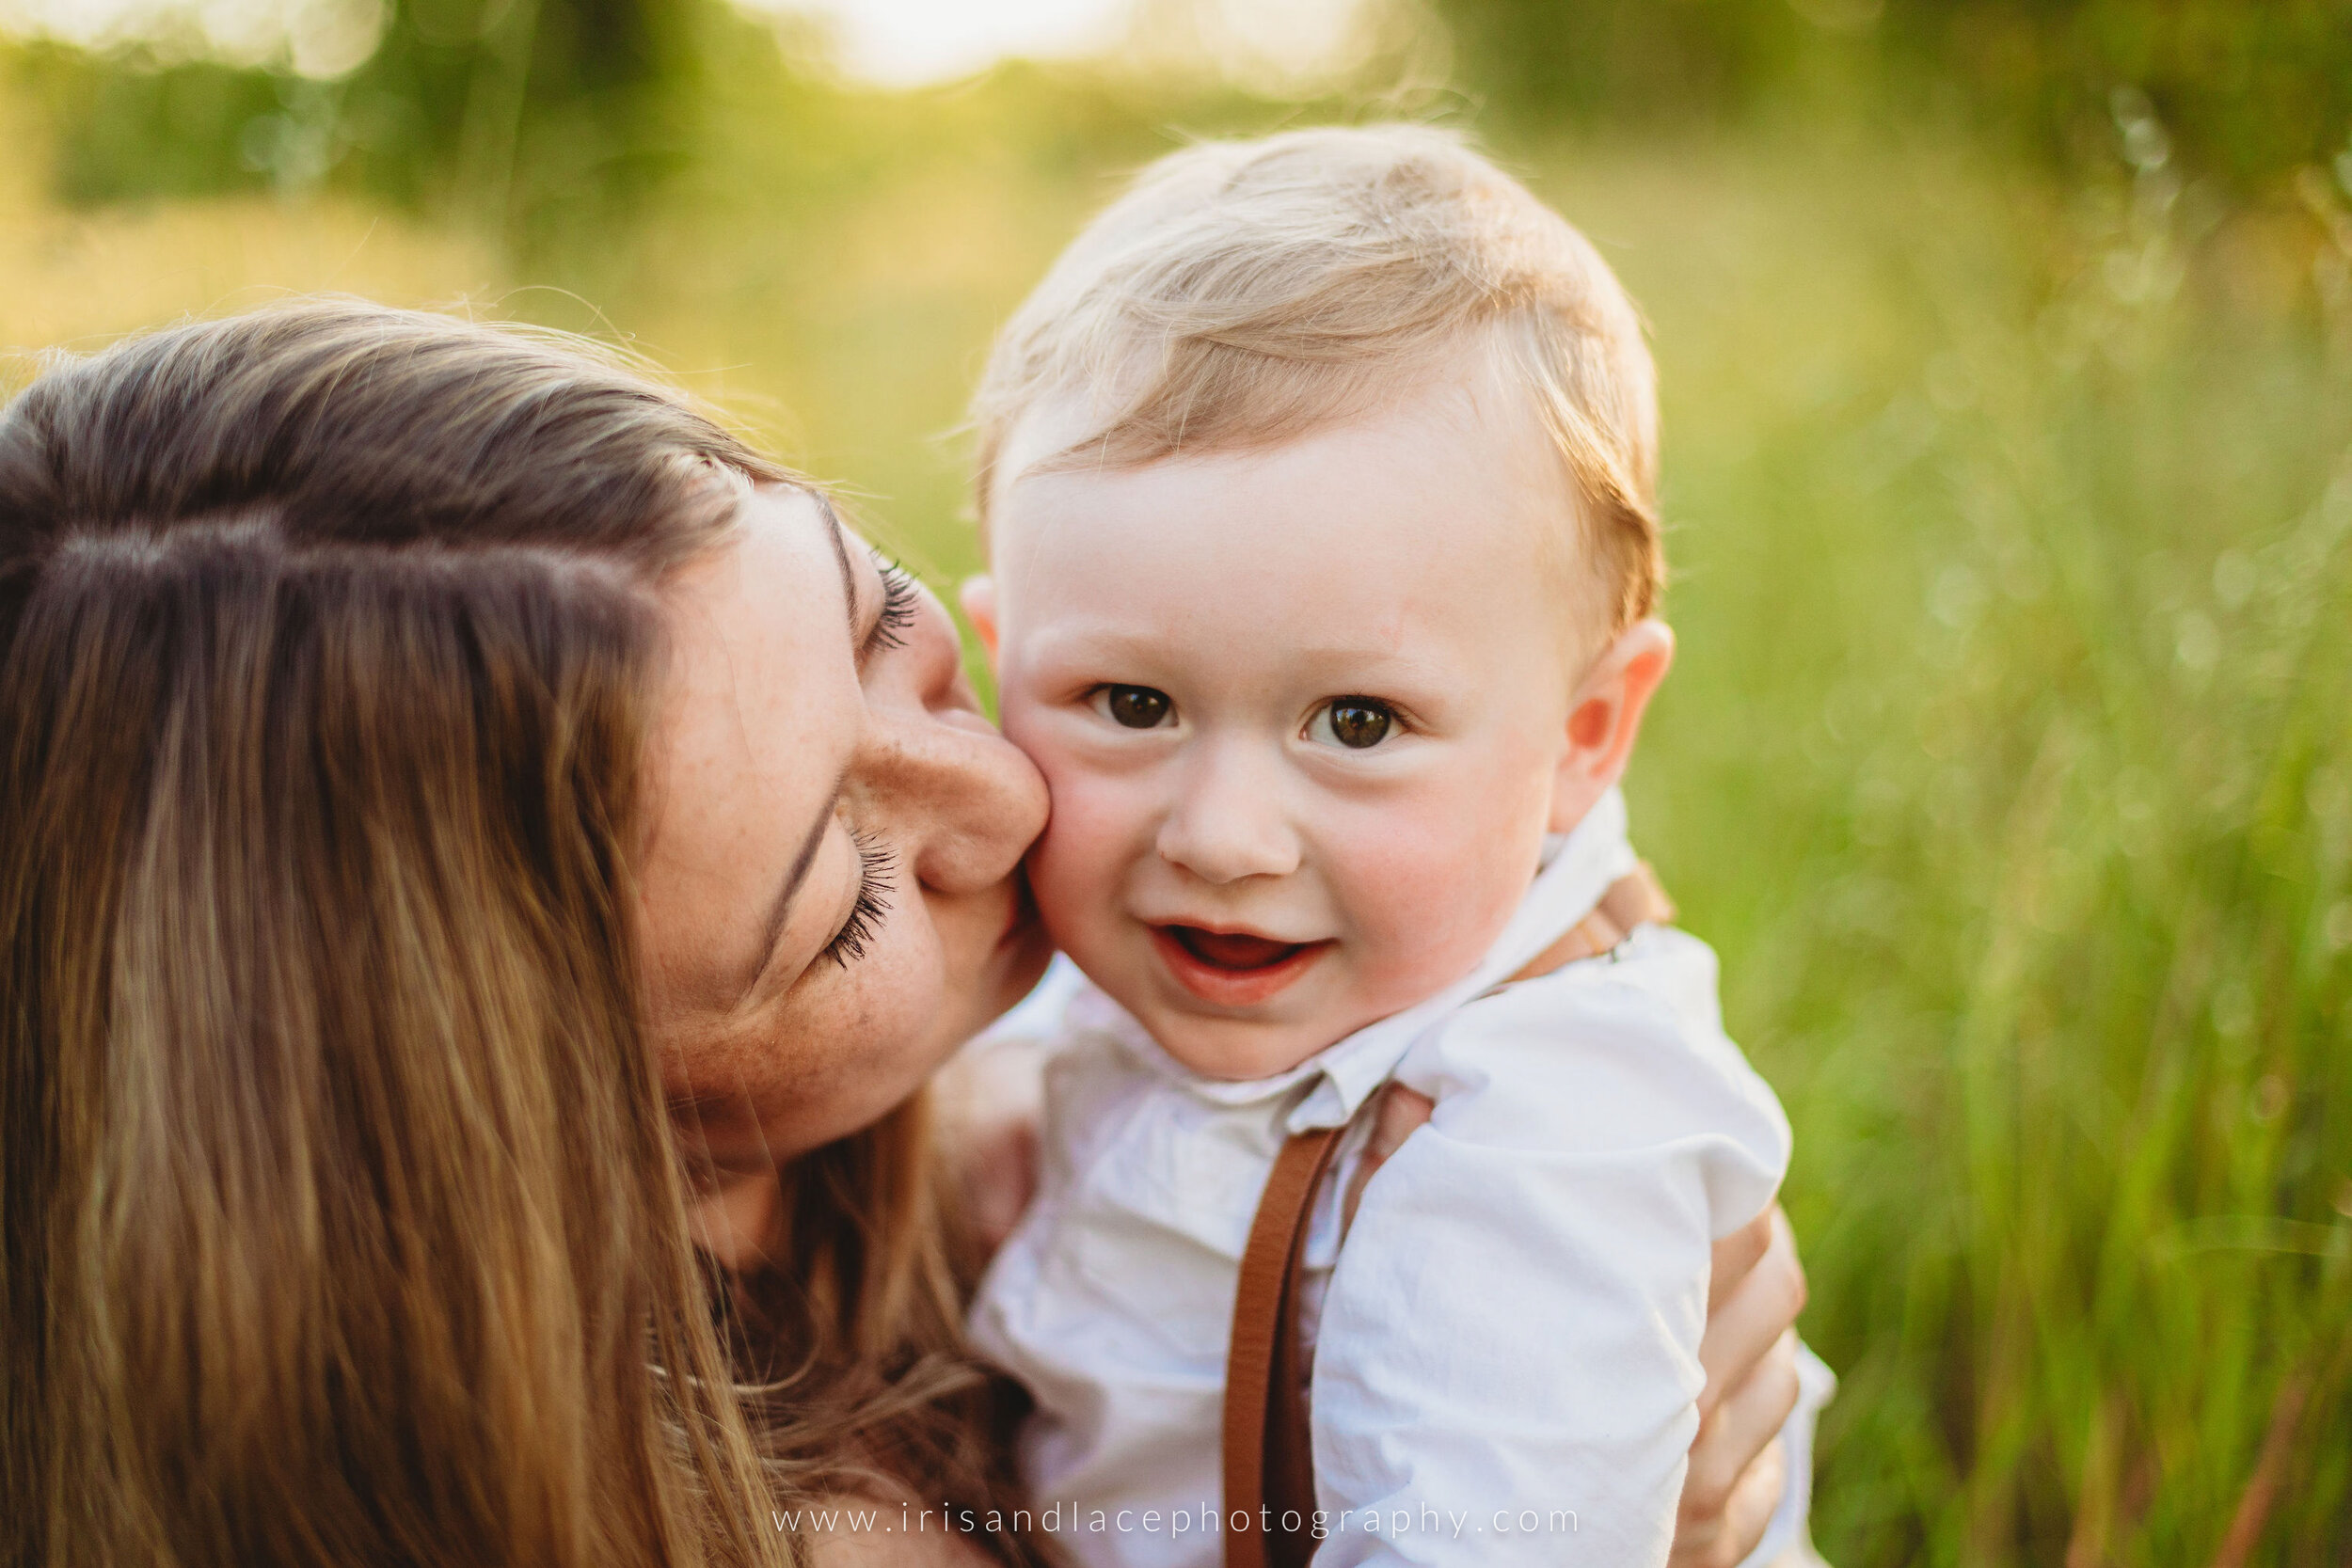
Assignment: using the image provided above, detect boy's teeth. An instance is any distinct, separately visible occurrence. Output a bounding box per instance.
[1172,927,1297,970]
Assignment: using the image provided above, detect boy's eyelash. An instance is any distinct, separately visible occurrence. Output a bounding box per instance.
[822,832,896,968]
[868,562,920,652]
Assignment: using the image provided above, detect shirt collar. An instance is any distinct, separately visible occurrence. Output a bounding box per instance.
[1067,788,1641,1129]
[1283,785,1638,1130]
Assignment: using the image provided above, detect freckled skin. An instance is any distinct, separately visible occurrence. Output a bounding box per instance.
[973,355,1673,1082]
[639,489,1053,1265]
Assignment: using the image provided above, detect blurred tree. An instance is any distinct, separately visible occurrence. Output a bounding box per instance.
[15,0,724,251]
[24,54,289,202]
[1433,0,2352,187]
[1880,0,2352,187]
[1437,0,1814,132]
[350,0,715,238]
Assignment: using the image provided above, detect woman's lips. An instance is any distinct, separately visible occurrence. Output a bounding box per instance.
[1151,924,1331,1007]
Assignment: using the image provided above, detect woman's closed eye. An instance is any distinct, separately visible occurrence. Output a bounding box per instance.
[821,832,896,966]
[1091,684,1174,730]
[864,559,920,657]
[1306,697,1399,750]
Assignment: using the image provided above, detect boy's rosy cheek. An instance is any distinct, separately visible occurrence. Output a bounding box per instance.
[1328,794,1541,999]
[1344,847,1494,990]
[1029,750,1128,848]
[1023,767,1141,927]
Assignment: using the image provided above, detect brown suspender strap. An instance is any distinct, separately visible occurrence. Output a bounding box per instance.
[1222,1121,1345,1568]
[1219,864,1674,1568]
[1499,862,1677,990]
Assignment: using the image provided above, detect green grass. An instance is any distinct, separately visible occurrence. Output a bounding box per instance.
[7,54,2348,1564]
[1581,132,2352,1564]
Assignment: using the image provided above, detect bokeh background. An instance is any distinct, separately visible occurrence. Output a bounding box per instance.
[3,0,2348,1560]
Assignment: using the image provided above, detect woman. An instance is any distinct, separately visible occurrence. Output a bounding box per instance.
[0,302,1808,1567]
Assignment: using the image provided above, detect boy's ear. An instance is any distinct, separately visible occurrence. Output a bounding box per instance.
[959,576,999,661]
[1548,618,1675,835]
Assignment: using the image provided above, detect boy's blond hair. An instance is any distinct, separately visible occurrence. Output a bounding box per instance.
[972,123,1663,636]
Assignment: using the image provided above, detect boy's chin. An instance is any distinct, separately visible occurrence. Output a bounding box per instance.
[1136,1005,1336,1085]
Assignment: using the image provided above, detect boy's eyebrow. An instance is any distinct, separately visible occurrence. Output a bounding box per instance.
[1030,621,1469,678]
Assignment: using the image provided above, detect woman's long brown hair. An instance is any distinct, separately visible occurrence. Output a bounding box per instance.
[0,301,1036,1568]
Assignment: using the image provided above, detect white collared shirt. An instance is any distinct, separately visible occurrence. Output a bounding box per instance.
[967,790,1832,1567]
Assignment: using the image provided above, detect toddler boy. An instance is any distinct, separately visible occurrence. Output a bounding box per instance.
[960,126,1831,1568]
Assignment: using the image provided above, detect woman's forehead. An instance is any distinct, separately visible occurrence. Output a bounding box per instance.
[660,484,854,727]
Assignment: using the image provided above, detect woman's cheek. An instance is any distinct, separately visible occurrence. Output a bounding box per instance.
[794,916,953,1117]
[923,880,1026,1046]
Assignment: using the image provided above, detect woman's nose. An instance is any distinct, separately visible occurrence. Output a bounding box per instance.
[1154,736,1300,884]
[853,578,1048,895]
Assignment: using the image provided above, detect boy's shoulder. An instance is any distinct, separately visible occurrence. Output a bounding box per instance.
[1390,922,1788,1167]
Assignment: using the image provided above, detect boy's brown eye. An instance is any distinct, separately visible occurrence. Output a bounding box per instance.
[1322,700,1392,749]
[1103,685,1172,729]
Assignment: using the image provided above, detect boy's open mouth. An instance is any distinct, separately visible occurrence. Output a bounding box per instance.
[1150,924,1330,1006]
[1169,927,1301,969]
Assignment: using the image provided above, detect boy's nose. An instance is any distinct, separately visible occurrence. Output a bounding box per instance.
[1154,738,1301,884]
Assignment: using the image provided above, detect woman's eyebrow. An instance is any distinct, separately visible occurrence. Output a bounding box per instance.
[816,493,861,643]
[739,491,863,1003]
[814,494,908,665]
[744,766,847,1003]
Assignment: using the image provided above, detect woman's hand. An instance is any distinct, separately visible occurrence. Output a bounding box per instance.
[930,1033,1048,1257]
[948,1113,1041,1258]
[1352,1084,1809,1568]
[1676,1206,1806,1567]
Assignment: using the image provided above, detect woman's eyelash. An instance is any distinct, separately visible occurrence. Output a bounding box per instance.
[868,562,920,652]
[822,832,896,968]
